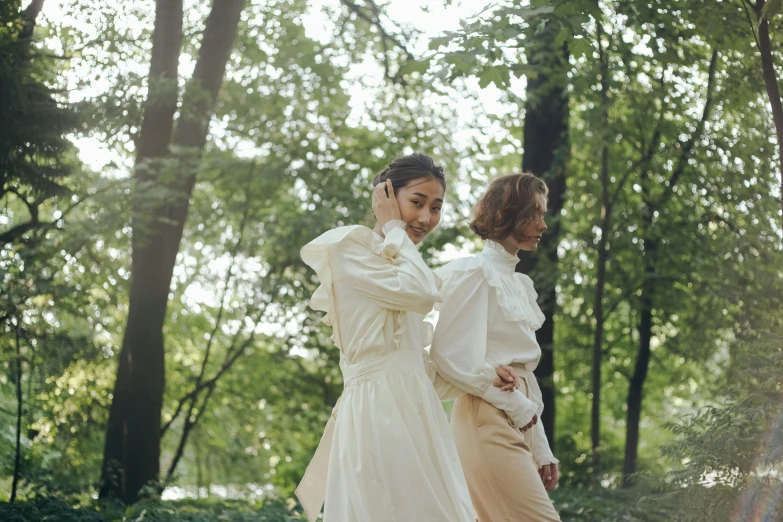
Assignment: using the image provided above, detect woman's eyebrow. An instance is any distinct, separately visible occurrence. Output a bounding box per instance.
[412,191,444,203]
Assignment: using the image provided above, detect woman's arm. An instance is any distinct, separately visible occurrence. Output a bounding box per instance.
[332,221,438,314]
[431,268,538,428]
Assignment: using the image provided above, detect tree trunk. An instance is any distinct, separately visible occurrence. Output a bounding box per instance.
[10,324,22,503]
[99,0,244,504]
[619,49,717,486]
[623,227,656,487]
[755,0,783,230]
[19,0,46,45]
[99,0,183,503]
[591,19,611,479]
[517,4,570,448]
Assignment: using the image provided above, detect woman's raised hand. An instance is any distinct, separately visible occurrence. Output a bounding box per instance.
[372,180,402,232]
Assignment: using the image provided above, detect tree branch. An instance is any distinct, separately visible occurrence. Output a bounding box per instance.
[742,1,762,49]
[666,49,719,193]
[19,0,46,45]
[163,332,255,481]
[0,222,41,246]
[340,0,414,84]
[160,331,256,438]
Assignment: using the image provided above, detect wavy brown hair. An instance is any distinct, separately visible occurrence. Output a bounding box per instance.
[470,172,548,242]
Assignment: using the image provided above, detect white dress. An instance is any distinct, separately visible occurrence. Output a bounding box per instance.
[431,239,558,468]
[295,220,473,522]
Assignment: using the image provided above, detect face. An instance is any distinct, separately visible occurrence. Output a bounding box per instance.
[499,192,548,253]
[395,178,445,244]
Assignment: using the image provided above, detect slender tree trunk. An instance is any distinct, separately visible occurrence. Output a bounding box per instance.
[10,323,22,503]
[623,222,656,488]
[99,0,183,503]
[755,0,783,230]
[164,0,245,254]
[620,49,717,486]
[100,0,244,504]
[591,19,611,479]
[517,1,570,448]
[590,129,610,480]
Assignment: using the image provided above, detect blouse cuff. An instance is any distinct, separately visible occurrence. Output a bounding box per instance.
[534,453,560,468]
[480,381,538,429]
[531,420,559,467]
[382,220,406,235]
[373,221,406,260]
[509,399,539,429]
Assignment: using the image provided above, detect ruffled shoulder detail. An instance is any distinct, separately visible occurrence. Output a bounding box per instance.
[435,255,545,330]
[516,272,545,326]
[301,225,375,326]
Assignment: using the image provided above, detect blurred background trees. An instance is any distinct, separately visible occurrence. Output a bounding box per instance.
[1,0,781,520]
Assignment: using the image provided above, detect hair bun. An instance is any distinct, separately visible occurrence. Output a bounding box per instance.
[370,154,445,191]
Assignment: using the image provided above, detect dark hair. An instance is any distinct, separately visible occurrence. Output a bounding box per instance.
[470,172,548,242]
[371,153,446,193]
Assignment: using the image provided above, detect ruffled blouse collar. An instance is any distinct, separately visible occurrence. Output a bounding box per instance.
[482,240,519,270]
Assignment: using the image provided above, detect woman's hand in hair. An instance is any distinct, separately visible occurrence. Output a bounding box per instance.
[372,180,402,233]
[492,364,520,392]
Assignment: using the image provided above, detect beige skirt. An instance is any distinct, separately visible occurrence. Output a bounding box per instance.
[451,393,561,522]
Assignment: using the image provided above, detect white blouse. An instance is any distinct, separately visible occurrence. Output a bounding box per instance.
[303,220,460,399]
[431,239,558,467]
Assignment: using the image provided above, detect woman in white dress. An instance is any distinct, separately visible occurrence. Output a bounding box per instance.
[431,172,561,522]
[295,154,518,522]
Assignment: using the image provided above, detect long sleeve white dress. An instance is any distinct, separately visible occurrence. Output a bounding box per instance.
[295,220,473,522]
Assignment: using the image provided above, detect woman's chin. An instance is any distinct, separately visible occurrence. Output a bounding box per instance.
[407,230,427,245]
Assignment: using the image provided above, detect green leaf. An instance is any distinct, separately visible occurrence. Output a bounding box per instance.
[477,66,510,88]
[445,50,479,67]
[399,58,432,76]
[569,37,592,60]
[502,25,524,40]
[429,35,454,50]
[499,5,555,19]
[554,24,572,48]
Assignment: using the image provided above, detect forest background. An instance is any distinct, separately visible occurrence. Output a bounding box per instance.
[2,0,782,520]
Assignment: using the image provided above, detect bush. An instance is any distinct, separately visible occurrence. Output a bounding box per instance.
[0,498,305,522]
[552,487,674,522]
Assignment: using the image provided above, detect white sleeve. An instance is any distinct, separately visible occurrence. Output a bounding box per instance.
[422,349,466,400]
[430,268,538,428]
[531,420,559,467]
[331,221,438,315]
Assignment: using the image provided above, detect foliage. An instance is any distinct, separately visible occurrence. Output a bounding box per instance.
[0,489,676,522]
[0,1,78,223]
[1,0,782,512]
[640,326,783,521]
[0,497,305,522]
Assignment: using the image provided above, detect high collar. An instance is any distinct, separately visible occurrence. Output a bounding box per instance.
[481,240,519,270]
